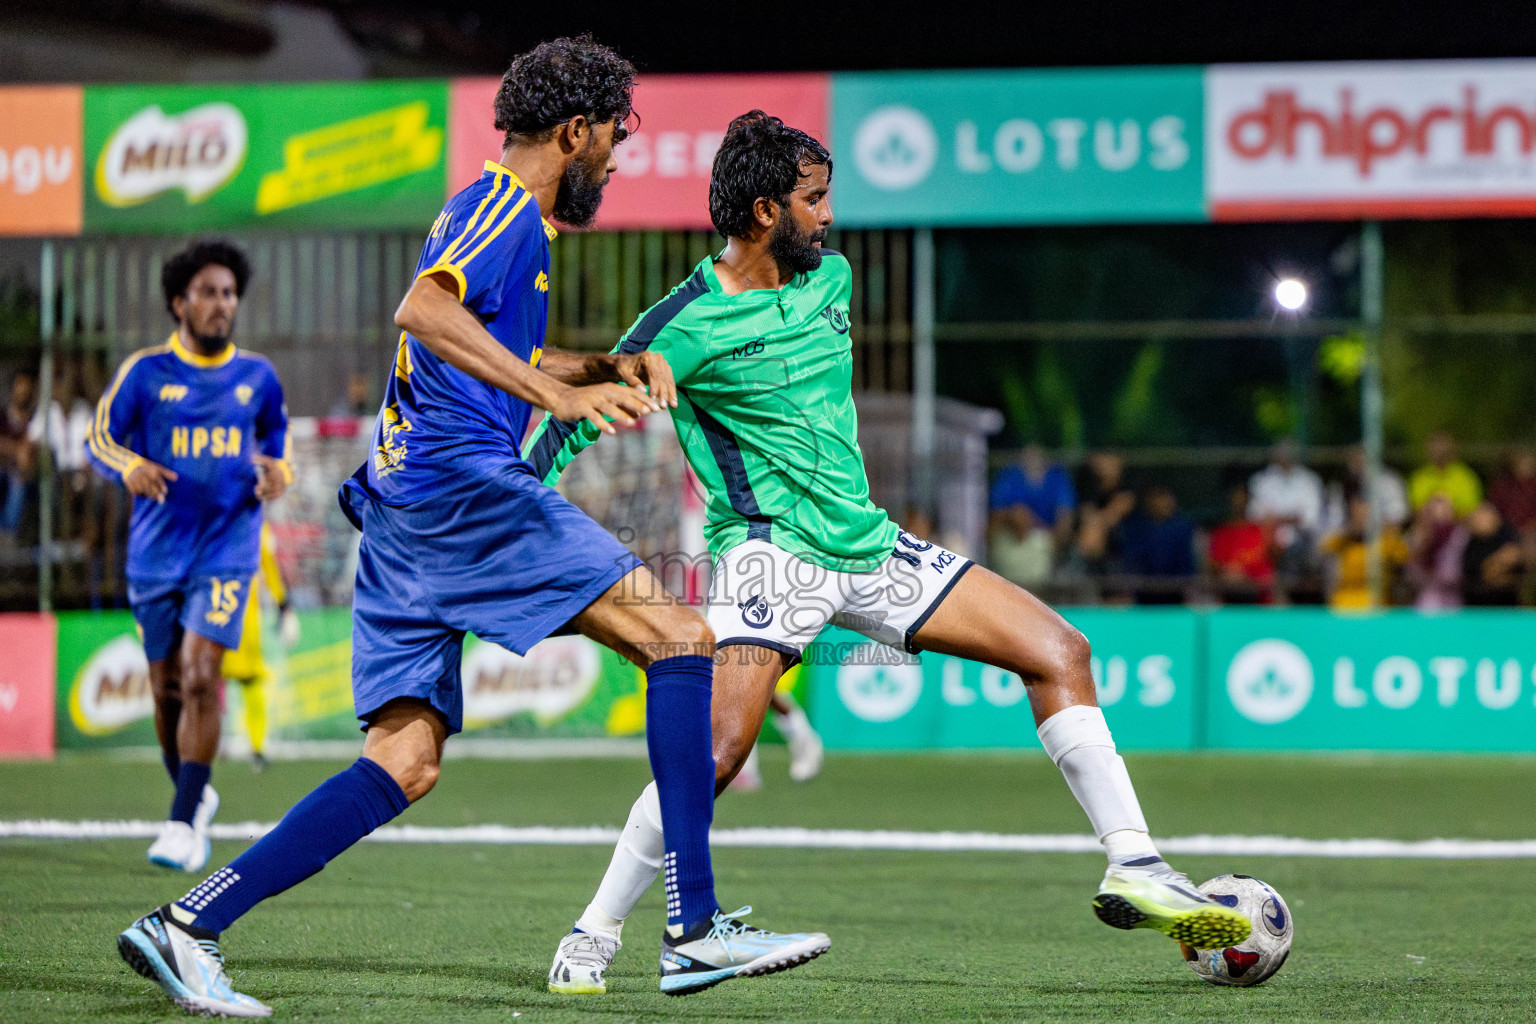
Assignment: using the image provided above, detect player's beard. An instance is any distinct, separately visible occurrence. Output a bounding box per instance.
[551,149,610,229]
[769,214,826,276]
[185,314,235,355]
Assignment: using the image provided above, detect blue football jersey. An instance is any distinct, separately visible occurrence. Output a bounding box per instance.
[87,332,291,585]
[361,160,558,506]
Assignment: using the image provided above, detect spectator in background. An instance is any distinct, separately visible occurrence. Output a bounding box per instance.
[1208,480,1275,603]
[1489,446,1536,536]
[1320,495,1408,610]
[1073,451,1135,575]
[987,504,1054,590]
[1322,446,1408,533]
[1408,494,1464,611]
[0,367,38,537]
[328,370,374,419]
[1459,502,1524,606]
[1119,484,1196,604]
[1409,431,1482,518]
[1247,438,1323,589]
[990,444,1076,553]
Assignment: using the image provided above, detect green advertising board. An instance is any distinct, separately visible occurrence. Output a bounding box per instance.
[1206,609,1536,752]
[831,68,1205,226]
[807,609,1198,751]
[83,80,448,233]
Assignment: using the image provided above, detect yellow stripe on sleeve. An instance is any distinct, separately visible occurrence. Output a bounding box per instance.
[91,343,168,478]
[439,173,506,266]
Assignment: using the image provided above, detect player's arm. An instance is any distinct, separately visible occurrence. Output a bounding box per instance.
[536,347,678,409]
[252,366,293,502]
[87,357,177,503]
[394,272,660,435]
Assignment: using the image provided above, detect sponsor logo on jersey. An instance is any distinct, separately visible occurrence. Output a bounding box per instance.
[158,384,188,402]
[96,102,247,207]
[820,305,851,334]
[535,270,548,293]
[731,337,766,359]
[235,384,253,405]
[739,593,773,628]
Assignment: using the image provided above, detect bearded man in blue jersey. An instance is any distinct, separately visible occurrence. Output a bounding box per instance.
[115,38,826,1018]
[88,239,291,875]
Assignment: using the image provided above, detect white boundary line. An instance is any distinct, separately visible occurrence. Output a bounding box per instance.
[3,820,1536,859]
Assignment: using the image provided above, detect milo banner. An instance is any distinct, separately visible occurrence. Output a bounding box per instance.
[807,609,1199,751]
[53,610,654,750]
[83,80,449,233]
[1207,609,1536,751]
[830,68,1206,226]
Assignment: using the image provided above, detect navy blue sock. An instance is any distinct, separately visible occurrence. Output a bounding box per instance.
[162,750,180,783]
[644,654,719,935]
[176,757,409,934]
[169,761,210,824]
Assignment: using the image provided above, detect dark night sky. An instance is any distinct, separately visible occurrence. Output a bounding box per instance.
[441,1,1536,74]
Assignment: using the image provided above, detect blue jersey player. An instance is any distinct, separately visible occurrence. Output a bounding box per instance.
[87,239,290,877]
[116,38,825,1018]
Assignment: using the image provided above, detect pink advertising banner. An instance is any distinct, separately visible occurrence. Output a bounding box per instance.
[449,74,829,230]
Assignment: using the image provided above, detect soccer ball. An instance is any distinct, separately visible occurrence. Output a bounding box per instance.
[1181,874,1293,987]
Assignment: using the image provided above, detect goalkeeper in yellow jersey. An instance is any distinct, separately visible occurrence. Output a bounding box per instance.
[220,523,299,769]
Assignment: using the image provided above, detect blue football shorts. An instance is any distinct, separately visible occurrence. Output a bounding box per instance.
[129,572,255,662]
[343,463,642,734]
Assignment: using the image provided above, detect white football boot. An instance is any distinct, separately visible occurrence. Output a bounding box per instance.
[117,905,272,1017]
[785,728,824,783]
[659,907,829,996]
[192,784,220,836]
[548,930,621,994]
[147,821,211,874]
[1094,858,1252,949]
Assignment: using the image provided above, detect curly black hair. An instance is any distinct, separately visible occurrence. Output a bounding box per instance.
[709,110,832,239]
[160,239,251,318]
[494,35,636,144]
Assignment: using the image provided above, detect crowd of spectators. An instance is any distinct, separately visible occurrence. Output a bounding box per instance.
[988,432,1536,609]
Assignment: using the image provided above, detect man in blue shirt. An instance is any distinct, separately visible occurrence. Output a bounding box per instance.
[116,38,823,1018]
[87,239,290,876]
[991,444,1077,552]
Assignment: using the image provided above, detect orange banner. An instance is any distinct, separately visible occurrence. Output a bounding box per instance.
[0,85,84,237]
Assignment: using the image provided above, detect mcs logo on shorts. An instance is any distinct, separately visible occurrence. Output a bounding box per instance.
[738,593,773,629]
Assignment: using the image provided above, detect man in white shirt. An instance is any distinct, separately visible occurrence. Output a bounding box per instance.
[1248,439,1324,591]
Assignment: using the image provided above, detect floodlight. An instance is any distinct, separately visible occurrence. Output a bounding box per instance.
[1274,278,1307,311]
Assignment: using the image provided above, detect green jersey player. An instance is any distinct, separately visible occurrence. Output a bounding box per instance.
[537,111,1249,995]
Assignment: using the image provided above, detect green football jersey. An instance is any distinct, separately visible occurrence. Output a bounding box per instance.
[528,251,898,572]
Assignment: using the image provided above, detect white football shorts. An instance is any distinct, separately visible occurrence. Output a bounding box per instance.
[704,531,974,662]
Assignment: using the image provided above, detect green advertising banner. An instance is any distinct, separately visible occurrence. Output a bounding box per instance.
[83,80,448,233]
[831,68,1205,226]
[1207,609,1536,752]
[53,610,658,750]
[807,609,1198,751]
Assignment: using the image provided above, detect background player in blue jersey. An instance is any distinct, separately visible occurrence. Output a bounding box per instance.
[87,240,291,875]
[117,38,825,1018]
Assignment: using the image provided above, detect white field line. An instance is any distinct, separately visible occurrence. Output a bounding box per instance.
[2,820,1536,859]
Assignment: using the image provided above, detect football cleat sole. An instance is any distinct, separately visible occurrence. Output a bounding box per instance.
[1093,893,1252,949]
[660,934,830,997]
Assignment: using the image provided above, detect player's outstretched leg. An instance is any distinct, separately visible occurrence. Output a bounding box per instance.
[117,701,435,1016]
[909,565,1250,950]
[771,689,823,783]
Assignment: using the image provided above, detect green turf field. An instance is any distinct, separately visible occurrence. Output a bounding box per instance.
[4,750,1536,1023]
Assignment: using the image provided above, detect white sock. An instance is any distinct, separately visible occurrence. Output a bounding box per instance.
[739,742,762,781]
[575,781,664,940]
[774,699,813,743]
[1035,705,1160,863]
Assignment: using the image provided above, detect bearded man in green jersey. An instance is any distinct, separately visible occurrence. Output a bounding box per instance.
[537,111,1249,994]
